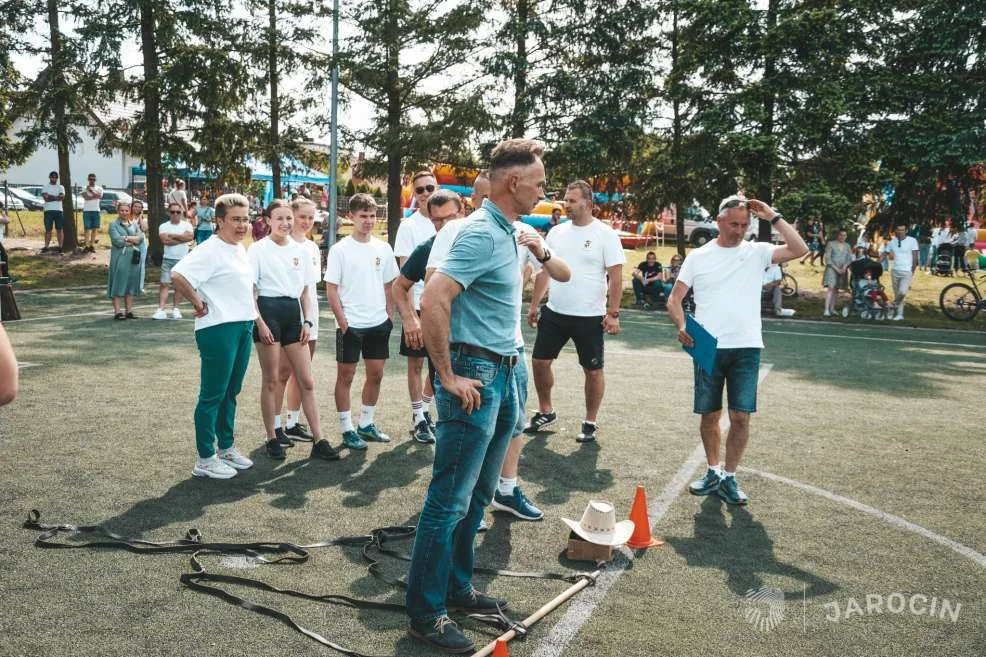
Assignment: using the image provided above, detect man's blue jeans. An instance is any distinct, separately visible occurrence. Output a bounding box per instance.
[406,351,518,622]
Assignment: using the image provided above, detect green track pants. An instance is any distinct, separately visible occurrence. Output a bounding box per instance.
[193,321,254,458]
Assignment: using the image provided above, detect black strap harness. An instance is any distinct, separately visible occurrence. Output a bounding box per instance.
[23,510,598,657]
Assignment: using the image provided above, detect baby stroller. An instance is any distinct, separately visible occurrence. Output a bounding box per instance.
[849,258,891,320]
[935,243,955,276]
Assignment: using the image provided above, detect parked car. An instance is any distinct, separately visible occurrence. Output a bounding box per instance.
[0,194,25,211]
[99,189,133,213]
[17,185,85,210]
[3,187,44,210]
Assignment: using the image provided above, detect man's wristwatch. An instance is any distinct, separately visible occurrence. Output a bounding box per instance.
[607,310,620,319]
[536,247,552,264]
[770,213,783,226]
[303,320,314,328]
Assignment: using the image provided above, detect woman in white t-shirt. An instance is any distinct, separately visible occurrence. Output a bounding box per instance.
[170,194,257,480]
[279,197,323,441]
[248,200,338,462]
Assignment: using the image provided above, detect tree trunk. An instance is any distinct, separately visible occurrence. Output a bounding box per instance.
[757,0,778,243]
[139,0,164,262]
[669,0,686,256]
[510,0,529,139]
[47,0,77,252]
[384,0,402,246]
[268,0,281,197]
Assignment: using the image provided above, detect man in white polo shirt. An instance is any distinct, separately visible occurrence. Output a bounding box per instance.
[881,222,919,321]
[393,170,438,440]
[41,171,65,253]
[154,202,194,319]
[81,173,103,253]
[668,195,807,505]
[526,179,625,443]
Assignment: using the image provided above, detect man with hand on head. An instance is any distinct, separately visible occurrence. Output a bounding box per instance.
[668,195,807,506]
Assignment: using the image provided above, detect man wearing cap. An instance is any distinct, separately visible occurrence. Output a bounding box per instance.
[668,195,807,505]
[41,171,65,253]
[405,138,551,653]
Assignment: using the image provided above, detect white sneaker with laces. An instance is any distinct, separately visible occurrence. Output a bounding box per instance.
[192,456,238,479]
[171,308,182,320]
[841,306,849,317]
[152,308,168,320]
[219,447,254,470]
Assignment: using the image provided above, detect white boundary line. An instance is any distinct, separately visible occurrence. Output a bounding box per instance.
[739,467,986,570]
[531,364,773,657]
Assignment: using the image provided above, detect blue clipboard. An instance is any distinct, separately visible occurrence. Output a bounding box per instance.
[683,314,718,375]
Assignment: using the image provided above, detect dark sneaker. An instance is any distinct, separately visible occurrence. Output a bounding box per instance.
[412,419,435,444]
[274,428,295,448]
[524,411,557,434]
[408,615,474,654]
[341,430,367,450]
[265,439,287,460]
[491,486,544,521]
[716,475,749,506]
[284,422,314,441]
[423,410,437,433]
[688,468,721,496]
[447,587,508,613]
[575,421,597,443]
[311,439,341,461]
[357,424,391,443]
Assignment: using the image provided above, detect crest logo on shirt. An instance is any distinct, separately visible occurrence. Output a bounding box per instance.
[375,256,381,269]
[292,256,300,268]
[584,240,592,249]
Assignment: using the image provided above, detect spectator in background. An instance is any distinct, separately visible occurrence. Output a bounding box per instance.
[153,202,194,320]
[882,222,919,320]
[632,251,664,309]
[912,221,932,272]
[822,229,852,316]
[965,221,979,267]
[167,179,189,212]
[252,208,270,242]
[82,173,103,253]
[131,200,148,293]
[762,264,793,317]
[195,197,216,244]
[107,203,143,320]
[0,209,8,241]
[663,253,683,298]
[0,322,17,407]
[41,171,65,253]
[800,219,824,266]
[548,207,562,232]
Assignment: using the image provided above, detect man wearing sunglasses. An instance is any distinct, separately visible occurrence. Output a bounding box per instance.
[394,170,440,442]
[668,195,807,506]
[153,202,195,320]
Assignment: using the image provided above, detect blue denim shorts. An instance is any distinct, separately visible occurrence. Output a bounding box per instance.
[83,211,101,230]
[693,348,761,414]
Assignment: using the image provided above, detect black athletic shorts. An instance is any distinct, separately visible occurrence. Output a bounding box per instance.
[531,305,605,370]
[337,319,393,364]
[399,310,428,358]
[254,296,303,346]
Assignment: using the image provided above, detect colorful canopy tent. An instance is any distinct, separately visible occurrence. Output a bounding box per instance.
[247,158,332,206]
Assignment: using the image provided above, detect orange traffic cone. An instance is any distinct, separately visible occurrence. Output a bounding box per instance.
[626,485,665,549]
[493,639,509,657]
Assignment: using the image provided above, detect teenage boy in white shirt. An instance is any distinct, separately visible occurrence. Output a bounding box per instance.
[527,180,625,443]
[393,171,439,440]
[154,202,194,319]
[280,197,323,442]
[249,200,336,462]
[668,195,807,505]
[881,222,919,320]
[325,193,398,451]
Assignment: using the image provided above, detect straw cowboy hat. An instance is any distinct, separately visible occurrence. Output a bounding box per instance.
[561,500,635,547]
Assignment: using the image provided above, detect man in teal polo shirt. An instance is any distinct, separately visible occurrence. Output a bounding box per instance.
[406,138,549,653]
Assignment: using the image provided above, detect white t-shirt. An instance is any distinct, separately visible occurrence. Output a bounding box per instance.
[677,240,776,349]
[248,237,314,298]
[83,185,103,212]
[166,188,188,209]
[514,222,541,349]
[42,184,64,211]
[544,219,626,316]
[882,236,919,272]
[324,235,398,329]
[427,217,470,271]
[171,236,257,331]
[393,211,437,309]
[159,220,193,259]
[763,264,782,285]
[296,238,322,287]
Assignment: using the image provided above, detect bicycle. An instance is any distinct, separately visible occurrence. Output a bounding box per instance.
[939,269,986,321]
[780,262,798,298]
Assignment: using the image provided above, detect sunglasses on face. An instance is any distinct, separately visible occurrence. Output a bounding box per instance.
[169,210,182,214]
[415,184,436,194]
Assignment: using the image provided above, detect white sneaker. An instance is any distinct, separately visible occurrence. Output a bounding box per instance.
[192,456,238,479]
[152,308,168,320]
[823,310,832,317]
[893,314,904,321]
[171,308,182,320]
[841,306,849,318]
[219,446,254,470]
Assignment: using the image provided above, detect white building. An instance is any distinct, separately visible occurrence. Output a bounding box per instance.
[1,102,140,190]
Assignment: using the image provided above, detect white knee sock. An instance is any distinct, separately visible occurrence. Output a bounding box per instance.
[273,415,281,429]
[287,409,301,427]
[359,405,375,428]
[411,400,425,423]
[339,411,354,433]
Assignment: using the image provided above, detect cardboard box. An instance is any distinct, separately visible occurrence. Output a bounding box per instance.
[566,531,614,562]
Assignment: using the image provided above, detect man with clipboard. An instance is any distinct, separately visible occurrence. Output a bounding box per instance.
[667,196,808,505]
